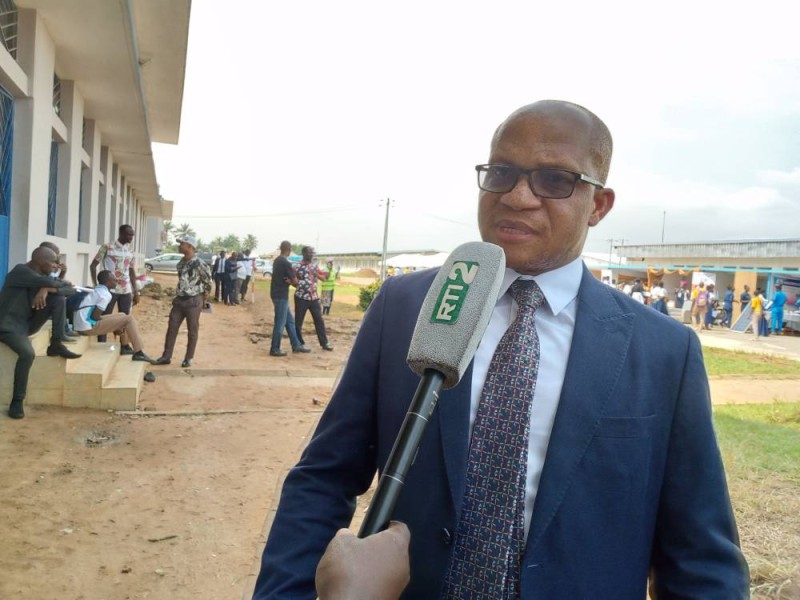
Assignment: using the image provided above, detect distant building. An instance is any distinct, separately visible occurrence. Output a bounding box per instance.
[613,239,800,321]
[0,0,189,286]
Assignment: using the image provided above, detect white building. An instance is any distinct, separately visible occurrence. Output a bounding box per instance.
[0,0,189,287]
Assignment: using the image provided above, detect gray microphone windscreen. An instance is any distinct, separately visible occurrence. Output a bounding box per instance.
[406,241,506,389]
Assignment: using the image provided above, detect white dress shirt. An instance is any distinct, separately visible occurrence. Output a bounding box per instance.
[469,257,583,537]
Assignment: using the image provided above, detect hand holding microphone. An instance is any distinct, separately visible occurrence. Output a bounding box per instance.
[358,241,505,537]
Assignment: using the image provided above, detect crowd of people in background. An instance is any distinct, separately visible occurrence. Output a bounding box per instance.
[602,275,797,338]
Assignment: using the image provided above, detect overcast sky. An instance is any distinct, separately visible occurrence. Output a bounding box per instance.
[152,0,800,257]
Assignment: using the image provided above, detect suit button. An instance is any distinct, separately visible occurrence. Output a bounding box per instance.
[441,528,452,545]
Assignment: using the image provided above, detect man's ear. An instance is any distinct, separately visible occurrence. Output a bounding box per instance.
[588,187,615,227]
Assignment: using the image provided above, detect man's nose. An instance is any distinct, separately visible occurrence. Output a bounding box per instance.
[499,174,544,210]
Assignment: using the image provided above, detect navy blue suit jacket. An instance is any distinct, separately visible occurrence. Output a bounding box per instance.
[254,266,748,598]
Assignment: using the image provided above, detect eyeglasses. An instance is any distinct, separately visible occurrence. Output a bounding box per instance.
[475,164,604,199]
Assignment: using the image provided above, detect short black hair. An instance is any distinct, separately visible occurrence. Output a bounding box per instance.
[119,224,133,235]
[98,270,113,285]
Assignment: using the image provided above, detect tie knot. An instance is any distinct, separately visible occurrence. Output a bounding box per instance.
[510,279,546,311]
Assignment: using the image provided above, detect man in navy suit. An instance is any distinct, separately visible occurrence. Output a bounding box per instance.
[253,100,748,598]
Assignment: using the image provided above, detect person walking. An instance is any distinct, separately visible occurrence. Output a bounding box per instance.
[90,224,140,347]
[269,241,309,357]
[294,246,333,351]
[153,236,212,368]
[0,247,81,418]
[320,258,340,316]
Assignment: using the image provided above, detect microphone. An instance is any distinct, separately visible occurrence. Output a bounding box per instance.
[359,241,506,537]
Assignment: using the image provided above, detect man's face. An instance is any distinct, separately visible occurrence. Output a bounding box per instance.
[303,247,315,262]
[120,227,135,244]
[478,108,614,275]
[39,255,59,275]
[105,274,118,288]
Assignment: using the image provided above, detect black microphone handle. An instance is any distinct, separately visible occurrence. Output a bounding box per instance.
[358,369,446,537]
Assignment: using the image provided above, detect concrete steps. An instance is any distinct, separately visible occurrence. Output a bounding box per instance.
[0,323,146,411]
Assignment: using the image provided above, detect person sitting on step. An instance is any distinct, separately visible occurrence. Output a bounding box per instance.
[72,270,155,365]
[0,246,82,419]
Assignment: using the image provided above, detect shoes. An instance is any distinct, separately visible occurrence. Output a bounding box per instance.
[8,398,24,419]
[120,345,135,356]
[292,345,311,353]
[132,351,156,364]
[322,344,334,351]
[152,357,171,366]
[46,344,82,359]
[143,371,156,383]
[269,349,287,357]
[181,359,192,368]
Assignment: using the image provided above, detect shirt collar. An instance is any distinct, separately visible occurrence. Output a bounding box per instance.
[498,257,584,316]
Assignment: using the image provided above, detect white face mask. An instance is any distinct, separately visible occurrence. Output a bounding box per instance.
[50,271,60,278]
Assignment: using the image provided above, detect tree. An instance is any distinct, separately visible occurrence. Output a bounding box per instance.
[162,220,175,244]
[243,234,258,252]
[175,223,196,239]
[292,243,308,255]
[222,234,241,252]
[210,236,226,251]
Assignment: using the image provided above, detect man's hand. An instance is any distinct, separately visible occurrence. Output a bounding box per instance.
[57,262,68,279]
[32,288,49,310]
[315,522,410,600]
[132,293,140,306]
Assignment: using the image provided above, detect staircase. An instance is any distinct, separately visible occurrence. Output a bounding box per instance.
[0,324,146,411]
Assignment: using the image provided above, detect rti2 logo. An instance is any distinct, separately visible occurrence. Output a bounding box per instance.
[431,261,479,324]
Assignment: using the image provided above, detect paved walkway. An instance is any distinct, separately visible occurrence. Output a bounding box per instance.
[692,325,800,362]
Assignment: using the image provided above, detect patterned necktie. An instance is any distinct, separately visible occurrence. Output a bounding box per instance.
[442,279,546,599]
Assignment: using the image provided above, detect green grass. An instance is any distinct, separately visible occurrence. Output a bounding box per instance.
[703,347,800,377]
[249,277,369,319]
[715,403,800,480]
[714,403,800,595]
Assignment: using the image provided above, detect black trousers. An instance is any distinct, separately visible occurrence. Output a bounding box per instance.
[223,275,238,304]
[0,294,65,401]
[98,292,132,342]
[214,273,225,301]
[294,297,329,347]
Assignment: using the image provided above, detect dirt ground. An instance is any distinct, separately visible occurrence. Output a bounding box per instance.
[1,272,799,599]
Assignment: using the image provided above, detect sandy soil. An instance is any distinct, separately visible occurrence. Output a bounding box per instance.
[0,274,358,600]
[1,272,798,599]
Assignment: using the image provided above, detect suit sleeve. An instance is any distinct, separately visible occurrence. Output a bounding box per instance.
[649,332,749,597]
[252,278,392,599]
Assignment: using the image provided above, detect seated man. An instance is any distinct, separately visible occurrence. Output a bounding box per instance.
[72,270,155,364]
[0,247,82,419]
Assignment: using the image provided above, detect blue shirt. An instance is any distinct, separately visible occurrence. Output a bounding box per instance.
[772,290,787,309]
[723,290,734,309]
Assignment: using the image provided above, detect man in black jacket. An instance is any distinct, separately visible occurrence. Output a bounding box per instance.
[0,247,81,418]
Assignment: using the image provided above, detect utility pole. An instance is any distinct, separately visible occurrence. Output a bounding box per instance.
[379,198,393,281]
[661,211,666,243]
[606,238,615,266]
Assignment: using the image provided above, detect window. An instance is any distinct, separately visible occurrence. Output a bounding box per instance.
[47,138,58,235]
[0,0,18,59]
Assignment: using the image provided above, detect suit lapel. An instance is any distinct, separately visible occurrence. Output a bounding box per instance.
[526,270,635,551]
[438,362,473,514]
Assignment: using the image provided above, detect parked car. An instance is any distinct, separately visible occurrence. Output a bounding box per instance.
[197,251,214,267]
[144,253,183,273]
[255,258,273,277]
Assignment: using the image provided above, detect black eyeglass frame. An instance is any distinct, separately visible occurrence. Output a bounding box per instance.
[475,164,604,199]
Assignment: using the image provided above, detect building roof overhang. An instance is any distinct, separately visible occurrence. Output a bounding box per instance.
[17,0,190,214]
